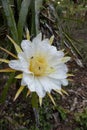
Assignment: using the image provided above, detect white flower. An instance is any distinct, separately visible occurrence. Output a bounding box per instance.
[9,33,70,98]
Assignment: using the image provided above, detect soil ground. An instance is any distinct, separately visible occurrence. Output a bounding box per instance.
[0,61,87,130]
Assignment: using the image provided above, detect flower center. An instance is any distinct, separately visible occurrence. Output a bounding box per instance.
[29,56,48,76]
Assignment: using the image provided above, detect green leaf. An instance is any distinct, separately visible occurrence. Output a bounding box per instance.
[17,0,31,43]
[56,106,68,120]
[31,0,43,35]
[31,92,38,109]
[0,73,16,103]
[35,0,43,34]
[31,0,36,35]
[1,0,19,43]
[16,0,22,12]
[63,31,83,58]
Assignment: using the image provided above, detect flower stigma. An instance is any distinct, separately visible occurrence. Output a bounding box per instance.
[29,55,55,76]
[29,55,48,76]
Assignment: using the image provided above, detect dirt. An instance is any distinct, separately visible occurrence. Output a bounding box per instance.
[51,61,87,130]
[0,60,87,130]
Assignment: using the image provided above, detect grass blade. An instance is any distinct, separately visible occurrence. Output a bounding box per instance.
[16,0,22,12]
[17,0,31,43]
[1,0,19,43]
[0,73,16,103]
[35,0,43,34]
[63,31,83,58]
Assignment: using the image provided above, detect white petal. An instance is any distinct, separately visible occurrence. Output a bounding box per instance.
[57,50,64,58]
[18,52,28,62]
[22,73,35,91]
[21,40,31,51]
[32,34,56,55]
[9,60,28,73]
[48,64,68,80]
[49,78,62,90]
[55,64,68,73]
[45,49,67,67]
[34,77,46,97]
[28,81,36,91]
[39,76,61,92]
[61,79,68,86]
[61,57,71,63]
[46,45,57,55]
[22,73,33,85]
[33,41,57,58]
[21,40,34,58]
[9,55,31,73]
[9,60,20,70]
[32,33,42,44]
[39,77,52,93]
[48,70,67,79]
[18,53,33,73]
[41,39,50,45]
[21,78,26,86]
[47,50,65,66]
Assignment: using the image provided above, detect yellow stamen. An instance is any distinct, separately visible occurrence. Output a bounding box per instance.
[49,35,54,45]
[26,28,30,40]
[67,74,74,77]
[15,74,23,79]
[67,78,73,82]
[45,67,55,75]
[0,46,17,59]
[61,57,71,63]
[14,86,25,101]
[54,89,63,95]
[0,58,9,63]
[61,89,68,95]
[47,92,56,106]
[39,97,42,106]
[0,68,15,72]
[7,35,22,53]
[26,90,31,97]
